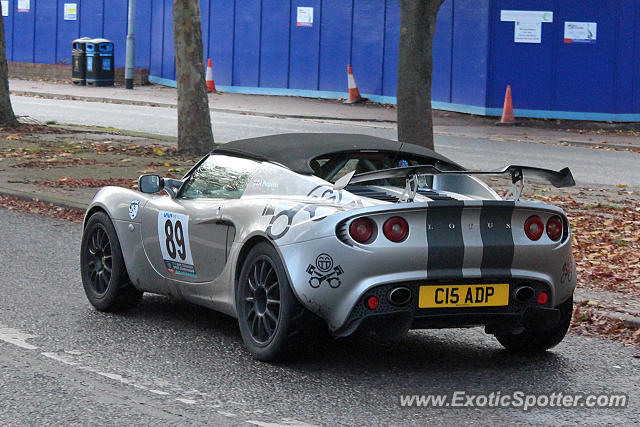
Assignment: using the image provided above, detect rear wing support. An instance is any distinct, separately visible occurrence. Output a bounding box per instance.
[504,168,525,201]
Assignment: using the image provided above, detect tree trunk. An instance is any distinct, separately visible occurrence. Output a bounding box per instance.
[0,12,18,127]
[397,0,444,150]
[173,0,214,155]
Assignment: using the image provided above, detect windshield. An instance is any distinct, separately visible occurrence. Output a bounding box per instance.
[180,155,260,199]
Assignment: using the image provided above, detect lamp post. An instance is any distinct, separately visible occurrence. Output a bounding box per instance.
[125,0,136,89]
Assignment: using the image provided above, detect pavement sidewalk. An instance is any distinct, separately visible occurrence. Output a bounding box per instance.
[10,78,640,151]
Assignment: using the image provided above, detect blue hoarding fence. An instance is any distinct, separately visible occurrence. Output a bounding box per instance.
[5,0,640,121]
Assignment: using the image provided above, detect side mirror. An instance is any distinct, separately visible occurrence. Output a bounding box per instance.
[139,175,163,193]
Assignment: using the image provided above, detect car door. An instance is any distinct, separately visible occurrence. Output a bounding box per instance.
[140,154,260,284]
[140,196,228,284]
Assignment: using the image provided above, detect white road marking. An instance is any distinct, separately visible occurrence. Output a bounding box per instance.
[96,371,131,383]
[49,359,202,404]
[92,369,162,392]
[41,352,77,365]
[0,325,38,350]
[7,342,253,416]
[247,420,318,427]
[176,398,198,405]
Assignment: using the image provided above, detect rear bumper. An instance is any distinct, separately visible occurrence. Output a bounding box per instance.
[333,279,565,338]
[278,202,577,332]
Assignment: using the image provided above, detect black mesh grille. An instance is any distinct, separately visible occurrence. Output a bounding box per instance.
[336,223,351,245]
[346,187,399,202]
[416,189,456,201]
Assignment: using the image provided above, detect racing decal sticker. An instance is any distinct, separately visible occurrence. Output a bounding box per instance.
[307,185,343,203]
[264,203,324,240]
[252,179,278,190]
[479,201,515,277]
[425,201,515,279]
[307,185,364,210]
[262,186,364,240]
[128,200,140,220]
[561,258,574,284]
[306,254,344,288]
[157,211,197,278]
[426,201,465,278]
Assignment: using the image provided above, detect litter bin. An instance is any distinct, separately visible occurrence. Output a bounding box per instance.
[71,37,92,85]
[86,39,114,87]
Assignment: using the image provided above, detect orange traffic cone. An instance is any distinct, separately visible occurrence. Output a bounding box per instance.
[206,59,217,93]
[497,85,519,125]
[344,64,366,104]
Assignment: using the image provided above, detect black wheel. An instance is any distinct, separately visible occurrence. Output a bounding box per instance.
[80,212,142,312]
[236,242,325,361]
[495,296,573,352]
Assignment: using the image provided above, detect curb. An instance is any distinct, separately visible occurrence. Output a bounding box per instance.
[10,90,398,124]
[0,185,88,212]
[557,139,640,152]
[592,309,640,329]
[574,295,640,329]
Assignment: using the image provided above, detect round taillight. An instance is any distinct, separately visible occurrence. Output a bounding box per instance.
[546,216,563,241]
[537,291,549,305]
[383,216,409,242]
[349,217,375,243]
[524,215,544,241]
[366,295,379,310]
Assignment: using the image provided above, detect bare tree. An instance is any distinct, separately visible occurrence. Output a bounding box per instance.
[173,0,214,155]
[397,0,445,150]
[0,12,18,127]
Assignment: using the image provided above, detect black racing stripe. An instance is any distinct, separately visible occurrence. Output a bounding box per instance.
[427,201,465,279]
[480,201,515,278]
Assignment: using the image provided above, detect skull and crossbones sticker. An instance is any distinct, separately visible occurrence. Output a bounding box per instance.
[306,254,343,288]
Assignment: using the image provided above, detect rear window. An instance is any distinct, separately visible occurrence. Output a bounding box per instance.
[310,151,446,185]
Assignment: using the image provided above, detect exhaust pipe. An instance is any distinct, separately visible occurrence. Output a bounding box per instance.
[514,286,535,303]
[387,286,412,306]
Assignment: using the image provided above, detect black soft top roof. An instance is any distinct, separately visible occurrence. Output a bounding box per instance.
[212,133,463,175]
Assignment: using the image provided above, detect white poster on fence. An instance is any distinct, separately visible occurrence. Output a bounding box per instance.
[17,0,29,13]
[501,10,552,44]
[64,3,77,20]
[501,10,553,23]
[296,7,313,27]
[514,21,542,43]
[564,22,597,44]
[1,1,8,16]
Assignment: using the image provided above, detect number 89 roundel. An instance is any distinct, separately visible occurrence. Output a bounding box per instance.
[157,211,194,274]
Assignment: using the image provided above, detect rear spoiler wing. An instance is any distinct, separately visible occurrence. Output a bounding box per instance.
[334,164,575,201]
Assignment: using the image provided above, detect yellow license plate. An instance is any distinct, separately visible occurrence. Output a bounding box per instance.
[419,283,510,308]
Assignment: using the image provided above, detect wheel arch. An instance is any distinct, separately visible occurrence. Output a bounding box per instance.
[84,204,109,229]
[235,235,276,287]
[233,234,319,325]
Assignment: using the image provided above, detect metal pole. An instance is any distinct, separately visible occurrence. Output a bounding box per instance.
[124,0,136,89]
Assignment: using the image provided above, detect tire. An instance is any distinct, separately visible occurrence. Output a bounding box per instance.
[495,296,573,352]
[236,242,325,361]
[80,212,142,312]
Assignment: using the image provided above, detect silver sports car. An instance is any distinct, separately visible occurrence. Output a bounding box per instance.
[80,133,577,361]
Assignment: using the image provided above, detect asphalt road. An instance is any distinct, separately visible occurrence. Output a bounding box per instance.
[11,96,640,187]
[1,209,639,425]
